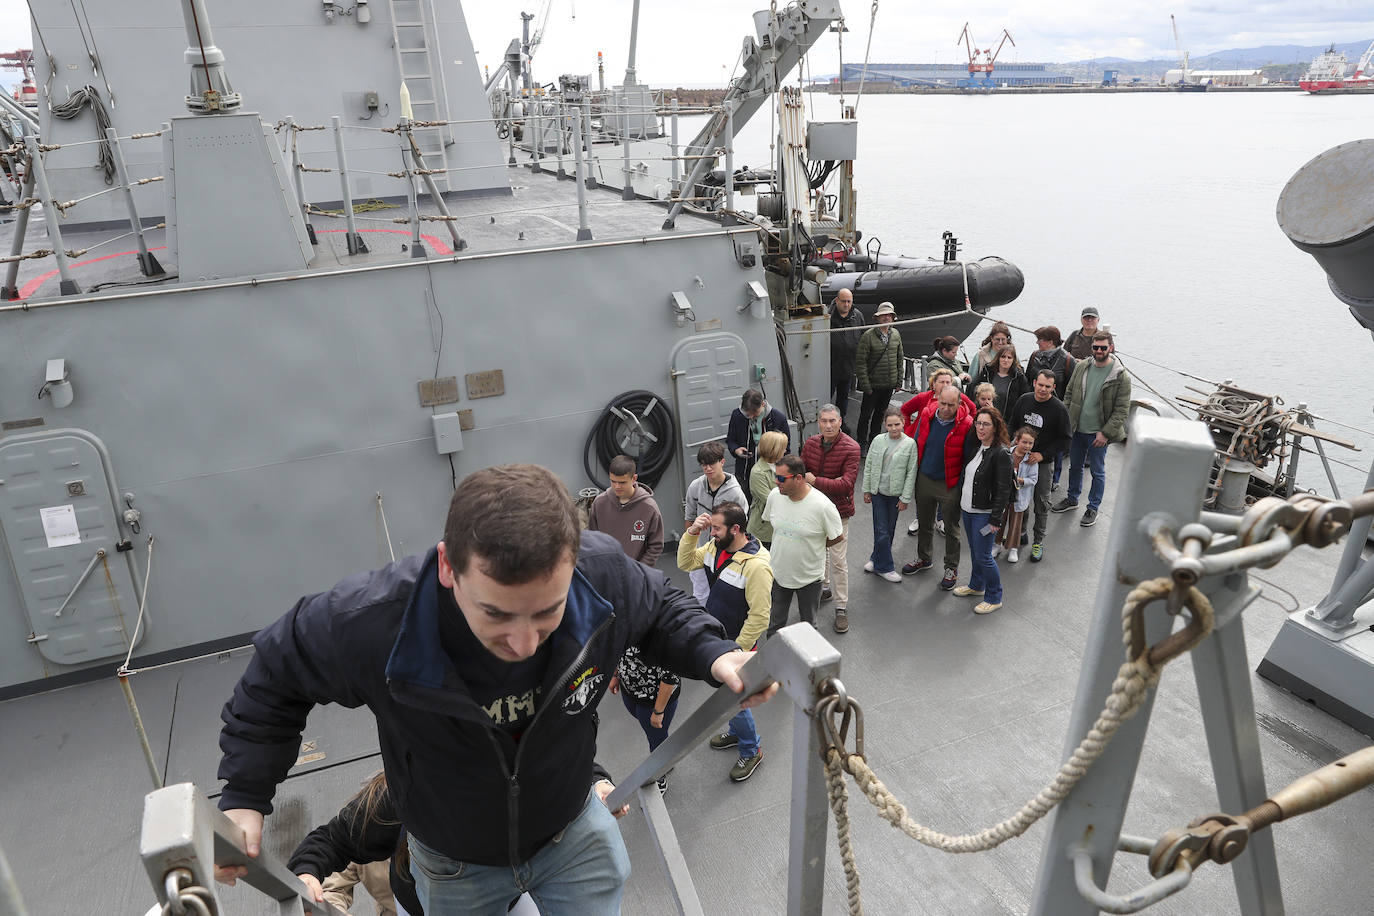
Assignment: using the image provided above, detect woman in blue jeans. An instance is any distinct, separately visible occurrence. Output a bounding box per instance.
[953,406,1012,615]
[608,646,679,794]
[862,407,917,581]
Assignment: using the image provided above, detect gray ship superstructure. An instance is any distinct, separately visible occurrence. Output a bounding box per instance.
[4,2,1373,915]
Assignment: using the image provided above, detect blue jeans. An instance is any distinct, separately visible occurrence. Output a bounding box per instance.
[620,689,680,753]
[868,492,900,573]
[408,788,631,915]
[727,707,761,757]
[1067,431,1108,510]
[1052,450,1064,486]
[961,511,1002,604]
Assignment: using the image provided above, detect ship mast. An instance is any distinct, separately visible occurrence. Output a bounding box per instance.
[179,0,242,113]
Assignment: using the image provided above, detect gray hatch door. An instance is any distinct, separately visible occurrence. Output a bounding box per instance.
[670,332,750,453]
[0,430,141,665]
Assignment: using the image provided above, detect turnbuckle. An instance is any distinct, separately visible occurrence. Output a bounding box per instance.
[1148,745,1374,877]
[815,677,864,763]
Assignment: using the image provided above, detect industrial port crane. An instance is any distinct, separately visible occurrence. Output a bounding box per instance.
[1170,14,1192,84]
[957,23,1015,84]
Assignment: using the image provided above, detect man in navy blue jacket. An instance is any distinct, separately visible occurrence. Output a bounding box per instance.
[216,464,775,914]
[726,388,791,481]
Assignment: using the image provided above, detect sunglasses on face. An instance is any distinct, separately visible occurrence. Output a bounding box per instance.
[1092,345,1110,352]
[775,473,794,483]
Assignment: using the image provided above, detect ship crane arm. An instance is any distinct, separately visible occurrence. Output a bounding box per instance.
[663,1,842,229]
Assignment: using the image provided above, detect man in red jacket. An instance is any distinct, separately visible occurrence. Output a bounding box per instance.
[901,386,973,590]
[899,368,976,537]
[801,404,861,633]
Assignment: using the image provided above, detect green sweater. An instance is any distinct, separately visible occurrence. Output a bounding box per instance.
[746,461,779,542]
[863,432,918,503]
[855,326,905,391]
[1065,357,1132,442]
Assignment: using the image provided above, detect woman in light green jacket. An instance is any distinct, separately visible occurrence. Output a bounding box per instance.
[862,407,918,581]
[746,430,789,546]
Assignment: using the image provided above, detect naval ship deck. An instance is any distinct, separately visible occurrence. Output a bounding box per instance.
[2,156,722,303]
[2,441,1371,915]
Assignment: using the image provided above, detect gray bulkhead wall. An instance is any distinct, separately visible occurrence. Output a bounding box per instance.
[0,230,779,692]
[29,0,509,226]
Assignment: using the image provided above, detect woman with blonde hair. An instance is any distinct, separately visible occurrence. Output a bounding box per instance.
[747,430,789,547]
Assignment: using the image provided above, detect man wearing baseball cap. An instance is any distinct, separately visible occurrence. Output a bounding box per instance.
[854,302,904,450]
[1065,307,1101,361]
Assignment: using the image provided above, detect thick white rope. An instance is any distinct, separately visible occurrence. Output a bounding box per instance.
[830,579,1212,857]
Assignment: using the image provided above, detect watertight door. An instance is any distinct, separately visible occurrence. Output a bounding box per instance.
[670,332,750,453]
[0,431,141,665]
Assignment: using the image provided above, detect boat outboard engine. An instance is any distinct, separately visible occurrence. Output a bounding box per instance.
[1277,138,1374,337]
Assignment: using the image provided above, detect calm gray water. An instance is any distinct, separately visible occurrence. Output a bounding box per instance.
[726,91,1374,496]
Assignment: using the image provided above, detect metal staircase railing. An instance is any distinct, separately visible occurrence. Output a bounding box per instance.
[139,782,348,916]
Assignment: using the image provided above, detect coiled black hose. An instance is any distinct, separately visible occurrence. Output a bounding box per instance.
[583,390,678,491]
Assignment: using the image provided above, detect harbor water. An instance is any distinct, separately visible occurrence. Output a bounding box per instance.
[727,91,1373,495]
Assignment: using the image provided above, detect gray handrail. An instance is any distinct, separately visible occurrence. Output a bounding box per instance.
[139,782,348,916]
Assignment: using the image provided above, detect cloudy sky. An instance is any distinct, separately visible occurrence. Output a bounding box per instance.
[0,1,1369,87]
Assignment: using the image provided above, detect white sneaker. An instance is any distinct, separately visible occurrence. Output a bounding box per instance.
[1007,548,1019,564]
[935,520,945,536]
[907,519,919,535]
[881,570,903,583]
[863,560,875,573]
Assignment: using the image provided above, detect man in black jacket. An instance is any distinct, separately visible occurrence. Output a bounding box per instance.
[216,464,775,914]
[828,289,866,431]
[1007,371,1071,564]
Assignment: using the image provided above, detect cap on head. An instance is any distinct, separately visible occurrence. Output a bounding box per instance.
[874,302,896,318]
[1081,306,1099,318]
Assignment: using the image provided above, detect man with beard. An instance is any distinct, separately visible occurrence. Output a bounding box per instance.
[1056,331,1131,529]
[763,455,844,637]
[1007,370,1072,562]
[678,500,773,782]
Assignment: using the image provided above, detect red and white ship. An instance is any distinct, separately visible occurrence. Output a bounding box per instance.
[1300,40,1374,93]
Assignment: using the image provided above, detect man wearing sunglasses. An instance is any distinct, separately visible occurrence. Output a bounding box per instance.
[762,455,844,638]
[1055,331,1131,528]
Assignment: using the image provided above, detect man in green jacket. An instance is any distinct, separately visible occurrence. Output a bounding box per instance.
[854,302,905,451]
[1054,330,1131,528]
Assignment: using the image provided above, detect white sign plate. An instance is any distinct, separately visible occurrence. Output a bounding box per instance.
[40,504,81,548]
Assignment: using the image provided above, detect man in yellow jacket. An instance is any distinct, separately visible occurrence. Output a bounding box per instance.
[678,500,773,781]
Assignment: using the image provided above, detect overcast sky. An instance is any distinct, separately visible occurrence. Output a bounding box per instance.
[0,1,1369,87]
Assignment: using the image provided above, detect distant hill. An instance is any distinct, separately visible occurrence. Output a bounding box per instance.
[1061,39,1373,80]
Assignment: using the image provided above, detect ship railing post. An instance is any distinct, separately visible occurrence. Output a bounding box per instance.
[621,93,634,200]
[23,136,80,295]
[722,98,736,225]
[0,165,36,299]
[582,94,596,189]
[140,783,348,916]
[604,623,839,916]
[670,98,680,194]
[104,127,164,277]
[407,135,466,252]
[331,116,367,255]
[531,97,543,173]
[285,118,318,246]
[1028,415,1219,915]
[397,118,426,258]
[570,99,592,241]
[554,98,567,179]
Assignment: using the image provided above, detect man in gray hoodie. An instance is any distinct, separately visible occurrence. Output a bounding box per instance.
[588,455,665,566]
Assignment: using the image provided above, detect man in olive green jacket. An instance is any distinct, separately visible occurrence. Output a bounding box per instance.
[854,302,905,450]
[1056,330,1131,528]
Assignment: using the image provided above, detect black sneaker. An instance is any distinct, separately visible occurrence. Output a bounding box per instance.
[1080,507,1099,527]
[902,558,932,575]
[1051,498,1078,513]
[939,567,958,590]
[819,585,833,602]
[657,775,669,796]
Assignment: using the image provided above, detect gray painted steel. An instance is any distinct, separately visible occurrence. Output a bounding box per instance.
[1029,415,1218,915]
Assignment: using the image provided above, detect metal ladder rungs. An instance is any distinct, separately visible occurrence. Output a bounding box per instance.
[394,21,425,27]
